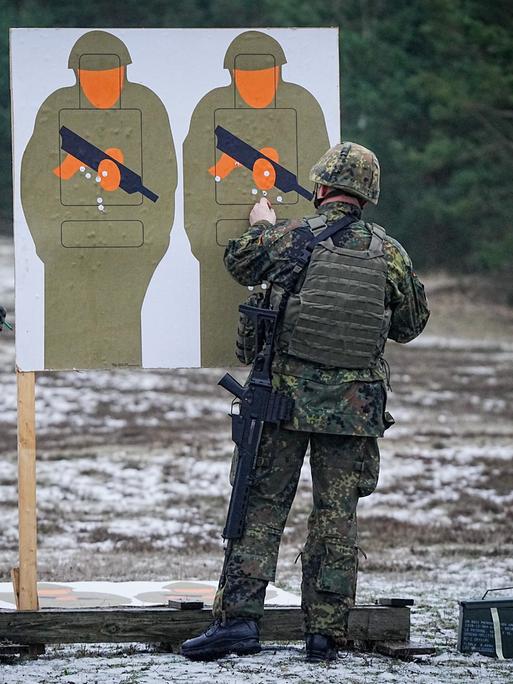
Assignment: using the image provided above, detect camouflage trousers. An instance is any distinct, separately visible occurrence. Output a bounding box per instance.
[213,425,380,639]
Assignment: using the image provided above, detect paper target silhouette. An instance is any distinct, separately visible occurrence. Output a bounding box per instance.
[183,30,330,367]
[20,30,177,369]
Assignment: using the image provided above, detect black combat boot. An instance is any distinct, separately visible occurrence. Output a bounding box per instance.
[180,618,261,661]
[305,633,338,662]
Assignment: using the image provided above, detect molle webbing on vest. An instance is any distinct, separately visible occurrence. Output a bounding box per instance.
[286,224,387,369]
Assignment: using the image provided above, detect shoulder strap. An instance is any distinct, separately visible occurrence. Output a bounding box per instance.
[278,213,357,300]
[293,213,356,274]
[314,221,386,260]
[278,213,357,309]
[304,214,328,231]
[367,223,386,253]
[305,213,356,248]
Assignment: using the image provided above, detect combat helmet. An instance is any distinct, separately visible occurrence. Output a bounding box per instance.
[223,30,287,71]
[68,30,132,71]
[310,142,380,205]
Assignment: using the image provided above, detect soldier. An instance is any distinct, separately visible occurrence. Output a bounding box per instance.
[183,30,330,366]
[181,142,430,661]
[21,30,176,369]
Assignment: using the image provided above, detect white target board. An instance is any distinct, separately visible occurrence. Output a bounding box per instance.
[10,27,340,370]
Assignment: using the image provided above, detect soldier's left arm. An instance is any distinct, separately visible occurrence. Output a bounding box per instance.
[386,239,430,343]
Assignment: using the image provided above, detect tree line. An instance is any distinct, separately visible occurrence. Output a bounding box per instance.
[1,0,511,273]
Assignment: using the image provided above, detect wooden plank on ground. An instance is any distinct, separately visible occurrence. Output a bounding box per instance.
[376,598,415,607]
[0,605,410,645]
[168,599,204,611]
[349,605,410,642]
[0,643,30,656]
[371,640,436,658]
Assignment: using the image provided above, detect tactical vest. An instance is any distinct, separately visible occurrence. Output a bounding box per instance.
[280,217,390,369]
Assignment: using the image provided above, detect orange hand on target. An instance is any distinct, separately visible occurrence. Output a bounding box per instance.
[98,148,124,192]
[53,154,83,179]
[252,147,279,190]
[53,146,124,192]
[209,146,280,191]
[208,153,241,179]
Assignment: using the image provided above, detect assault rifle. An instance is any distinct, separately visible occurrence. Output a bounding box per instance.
[59,126,159,202]
[218,302,294,573]
[214,125,314,201]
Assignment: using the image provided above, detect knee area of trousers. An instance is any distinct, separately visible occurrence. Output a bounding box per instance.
[301,536,358,596]
[311,509,357,542]
[226,547,279,582]
[314,541,358,596]
[240,522,283,549]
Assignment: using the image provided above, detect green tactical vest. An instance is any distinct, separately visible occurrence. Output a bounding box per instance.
[280,217,390,369]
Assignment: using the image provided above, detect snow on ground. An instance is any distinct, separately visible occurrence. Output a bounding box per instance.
[1,237,513,681]
[3,565,513,683]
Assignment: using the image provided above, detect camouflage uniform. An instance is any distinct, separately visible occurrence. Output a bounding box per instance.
[213,200,429,639]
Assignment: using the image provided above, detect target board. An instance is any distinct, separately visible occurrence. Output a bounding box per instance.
[11,27,340,370]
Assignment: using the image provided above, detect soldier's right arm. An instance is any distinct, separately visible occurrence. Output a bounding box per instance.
[224,222,274,285]
[386,239,430,343]
[224,218,311,286]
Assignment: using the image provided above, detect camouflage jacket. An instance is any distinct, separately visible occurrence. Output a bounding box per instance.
[224,201,430,436]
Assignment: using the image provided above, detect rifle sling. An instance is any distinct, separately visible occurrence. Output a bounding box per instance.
[278,213,357,315]
[294,213,357,274]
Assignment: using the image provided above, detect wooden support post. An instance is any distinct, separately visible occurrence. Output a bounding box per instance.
[11,567,20,609]
[15,370,39,612]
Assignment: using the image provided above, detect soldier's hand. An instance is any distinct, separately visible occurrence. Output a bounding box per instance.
[0,306,6,332]
[249,198,276,226]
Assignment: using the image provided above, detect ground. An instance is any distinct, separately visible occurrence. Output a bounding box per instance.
[1,236,513,682]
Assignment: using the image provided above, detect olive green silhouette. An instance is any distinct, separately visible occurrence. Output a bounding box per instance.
[183,31,330,367]
[21,30,177,369]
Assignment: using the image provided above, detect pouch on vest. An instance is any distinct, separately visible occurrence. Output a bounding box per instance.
[356,439,380,497]
[285,222,389,369]
[235,290,268,365]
